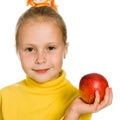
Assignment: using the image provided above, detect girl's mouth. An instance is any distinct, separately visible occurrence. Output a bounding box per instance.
[34,68,49,73]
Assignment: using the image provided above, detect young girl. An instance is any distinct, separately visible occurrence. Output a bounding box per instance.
[0,0,112,120]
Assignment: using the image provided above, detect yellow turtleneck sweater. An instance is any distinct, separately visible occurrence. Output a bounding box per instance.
[0,70,91,120]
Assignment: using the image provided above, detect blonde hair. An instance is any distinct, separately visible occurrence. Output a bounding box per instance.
[15,6,67,51]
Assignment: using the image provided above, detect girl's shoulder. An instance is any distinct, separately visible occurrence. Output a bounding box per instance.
[0,79,26,94]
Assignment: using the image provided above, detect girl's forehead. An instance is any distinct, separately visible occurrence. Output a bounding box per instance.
[20,18,60,32]
[20,21,61,36]
[18,21,63,44]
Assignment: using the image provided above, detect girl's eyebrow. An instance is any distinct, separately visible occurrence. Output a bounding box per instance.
[47,41,63,44]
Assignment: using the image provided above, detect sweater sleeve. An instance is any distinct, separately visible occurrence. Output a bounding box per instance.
[60,113,92,120]
[0,91,3,120]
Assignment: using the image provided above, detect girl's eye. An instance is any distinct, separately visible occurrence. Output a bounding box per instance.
[26,47,34,52]
[48,46,56,51]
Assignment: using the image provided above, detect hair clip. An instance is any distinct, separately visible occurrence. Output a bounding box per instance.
[27,0,57,10]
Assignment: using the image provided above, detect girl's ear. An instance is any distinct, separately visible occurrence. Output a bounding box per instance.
[64,42,69,58]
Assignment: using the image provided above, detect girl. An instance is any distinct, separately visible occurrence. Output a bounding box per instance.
[0,1,112,120]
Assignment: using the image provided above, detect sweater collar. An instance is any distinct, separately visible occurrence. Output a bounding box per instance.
[25,70,67,89]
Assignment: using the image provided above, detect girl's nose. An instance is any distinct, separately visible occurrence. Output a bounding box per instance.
[35,50,47,64]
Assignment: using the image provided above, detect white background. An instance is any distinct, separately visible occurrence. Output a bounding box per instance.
[0,0,120,119]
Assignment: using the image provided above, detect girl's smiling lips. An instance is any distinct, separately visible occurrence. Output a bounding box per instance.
[33,68,50,73]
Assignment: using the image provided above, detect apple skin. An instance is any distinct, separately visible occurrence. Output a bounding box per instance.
[79,73,109,104]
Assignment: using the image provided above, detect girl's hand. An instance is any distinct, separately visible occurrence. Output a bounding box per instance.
[64,87,113,120]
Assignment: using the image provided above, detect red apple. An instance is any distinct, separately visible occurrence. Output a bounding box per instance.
[79,73,109,104]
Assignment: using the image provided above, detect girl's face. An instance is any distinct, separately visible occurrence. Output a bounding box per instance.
[17,22,68,83]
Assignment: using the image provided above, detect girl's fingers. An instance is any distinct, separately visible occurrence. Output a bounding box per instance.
[105,87,113,105]
[94,90,100,105]
[97,87,113,111]
[92,87,113,112]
